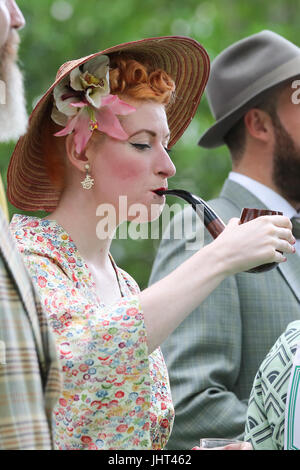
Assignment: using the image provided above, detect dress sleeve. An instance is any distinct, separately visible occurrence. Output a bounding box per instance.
[21,250,153,450]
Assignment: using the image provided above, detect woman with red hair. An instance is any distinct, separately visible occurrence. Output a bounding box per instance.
[8,37,293,450]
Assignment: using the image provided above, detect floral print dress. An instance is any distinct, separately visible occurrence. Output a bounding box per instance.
[10,215,174,450]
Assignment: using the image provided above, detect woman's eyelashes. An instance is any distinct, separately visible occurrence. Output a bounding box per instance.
[130,143,171,154]
[130,143,151,151]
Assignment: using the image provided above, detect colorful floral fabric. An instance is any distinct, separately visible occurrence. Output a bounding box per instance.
[10,215,174,450]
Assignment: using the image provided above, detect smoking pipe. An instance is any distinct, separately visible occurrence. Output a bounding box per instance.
[155,188,278,274]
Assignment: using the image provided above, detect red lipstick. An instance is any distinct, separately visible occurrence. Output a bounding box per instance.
[152,187,167,194]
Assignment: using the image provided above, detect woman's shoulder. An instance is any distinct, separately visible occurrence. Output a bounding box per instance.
[10,214,73,265]
[10,214,41,231]
[11,214,58,239]
[10,214,48,251]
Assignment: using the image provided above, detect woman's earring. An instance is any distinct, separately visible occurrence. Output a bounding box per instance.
[81,163,94,190]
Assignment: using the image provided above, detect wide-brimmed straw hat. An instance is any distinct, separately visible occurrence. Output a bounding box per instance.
[7,36,210,212]
[198,30,300,148]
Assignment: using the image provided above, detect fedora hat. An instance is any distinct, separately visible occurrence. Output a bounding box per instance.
[198,30,300,148]
[7,36,210,212]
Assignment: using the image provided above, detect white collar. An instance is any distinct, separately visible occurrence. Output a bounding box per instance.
[229,171,299,219]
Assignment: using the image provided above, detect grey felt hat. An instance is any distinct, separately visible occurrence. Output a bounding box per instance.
[198,30,300,148]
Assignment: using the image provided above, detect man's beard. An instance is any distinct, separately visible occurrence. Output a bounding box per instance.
[0,29,27,142]
[272,112,300,204]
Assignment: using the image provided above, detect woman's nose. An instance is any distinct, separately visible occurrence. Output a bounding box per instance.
[157,149,176,179]
[9,0,26,30]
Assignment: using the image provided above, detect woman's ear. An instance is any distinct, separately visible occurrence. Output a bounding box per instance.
[65,133,89,172]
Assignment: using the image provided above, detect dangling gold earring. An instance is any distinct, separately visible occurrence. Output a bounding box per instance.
[81,163,94,190]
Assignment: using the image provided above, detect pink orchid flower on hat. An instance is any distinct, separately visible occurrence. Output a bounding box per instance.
[51,55,136,154]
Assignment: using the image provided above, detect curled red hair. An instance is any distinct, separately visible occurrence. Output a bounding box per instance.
[109,54,175,105]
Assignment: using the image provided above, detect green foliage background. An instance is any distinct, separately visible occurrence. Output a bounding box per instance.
[0,0,299,288]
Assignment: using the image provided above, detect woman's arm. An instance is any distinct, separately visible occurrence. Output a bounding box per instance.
[141,216,295,353]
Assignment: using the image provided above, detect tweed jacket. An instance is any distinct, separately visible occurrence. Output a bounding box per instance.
[149,178,300,450]
[0,208,61,449]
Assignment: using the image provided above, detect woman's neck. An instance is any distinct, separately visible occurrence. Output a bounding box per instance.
[44,190,116,269]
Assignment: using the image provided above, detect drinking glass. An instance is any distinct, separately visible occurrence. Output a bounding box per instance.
[199,438,243,449]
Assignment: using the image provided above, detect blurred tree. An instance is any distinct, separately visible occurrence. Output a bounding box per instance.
[1,0,299,288]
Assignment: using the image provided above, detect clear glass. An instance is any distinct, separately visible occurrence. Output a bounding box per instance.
[199,438,243,448]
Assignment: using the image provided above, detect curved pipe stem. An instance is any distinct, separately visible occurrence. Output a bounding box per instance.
[156,189,226,238]
[156,188,277,274]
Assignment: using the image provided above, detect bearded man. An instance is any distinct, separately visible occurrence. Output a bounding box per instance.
[0,0,60,449]
[149,30,300,449]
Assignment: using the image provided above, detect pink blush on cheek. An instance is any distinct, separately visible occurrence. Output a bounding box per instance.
[108,159,146,181]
